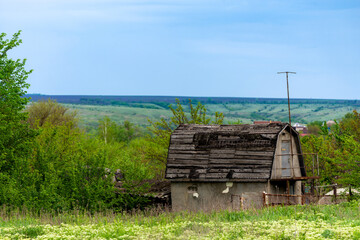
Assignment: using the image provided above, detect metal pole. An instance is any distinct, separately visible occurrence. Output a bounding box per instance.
[286,73,291,126]
[278,71,296,177]
[277,71,296,126]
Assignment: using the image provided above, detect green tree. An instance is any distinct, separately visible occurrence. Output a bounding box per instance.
[307,121,324,136]
[0,31,37,207]
[301,112,360,187]
[148,98,224,142]
[98,116,116,144]
[98,116,142,144]
[339,110,360,141]
[27,99,78,129]
[0,31,35,173]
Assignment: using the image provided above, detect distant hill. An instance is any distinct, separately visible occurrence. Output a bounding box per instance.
[26,94,360,106]
[25,94,360,129]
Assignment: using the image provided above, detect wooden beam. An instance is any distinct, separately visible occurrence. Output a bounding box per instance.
[270,176,320,181]
[167,178,268,183]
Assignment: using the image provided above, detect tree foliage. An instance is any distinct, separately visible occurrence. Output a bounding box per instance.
[27,99,78,129]
[301,111,360,187]
[148,98,224,140]
[0,31,36,173]
[0,31,154,211]
[306,121,324,136]
[97,116,142,144]
[339,110,360,141]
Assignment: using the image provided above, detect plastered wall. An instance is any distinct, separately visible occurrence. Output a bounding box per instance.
[171,182,267,212]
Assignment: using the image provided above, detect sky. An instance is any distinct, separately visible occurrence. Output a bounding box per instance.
[0,0,359,99]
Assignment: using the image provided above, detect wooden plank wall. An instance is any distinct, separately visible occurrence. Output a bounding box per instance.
[166,124,287,181]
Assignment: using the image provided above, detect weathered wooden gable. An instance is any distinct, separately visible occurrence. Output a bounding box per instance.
[166,123,294,182]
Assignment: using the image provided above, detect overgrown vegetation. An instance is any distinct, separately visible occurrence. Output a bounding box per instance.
[0,32,157,212]
[0,201,359,239]
[302,111,360,188]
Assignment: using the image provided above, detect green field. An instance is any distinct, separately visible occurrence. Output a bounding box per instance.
[65,102,357,130]
[1,201,360,239]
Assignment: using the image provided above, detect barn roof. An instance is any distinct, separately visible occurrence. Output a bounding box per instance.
[165,123,303,182]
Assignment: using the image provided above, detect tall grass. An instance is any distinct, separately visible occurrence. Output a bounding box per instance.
[1,202,359,239]
[1,201,359,228]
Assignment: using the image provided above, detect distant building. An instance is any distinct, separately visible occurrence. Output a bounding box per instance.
[326,120,336,128]
[292,123,307,133]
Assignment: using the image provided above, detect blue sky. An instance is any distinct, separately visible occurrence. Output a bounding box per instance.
[1,0,359,99]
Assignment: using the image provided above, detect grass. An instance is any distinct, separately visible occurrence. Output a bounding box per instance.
[64,102,357,130]
[1,201,360,239]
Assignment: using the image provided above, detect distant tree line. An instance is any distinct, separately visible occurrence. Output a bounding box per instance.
[26,94,360,107]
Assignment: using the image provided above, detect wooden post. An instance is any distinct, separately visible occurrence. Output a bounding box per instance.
[286,180,290,194]
[311,179,315,195]
[262,192,266,207]
[286,181,290,204]
[333,185,337,203]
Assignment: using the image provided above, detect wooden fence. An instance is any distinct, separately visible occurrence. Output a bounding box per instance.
[262,193,347,206]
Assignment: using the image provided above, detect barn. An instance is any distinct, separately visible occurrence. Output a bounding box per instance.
[165,123,307,211]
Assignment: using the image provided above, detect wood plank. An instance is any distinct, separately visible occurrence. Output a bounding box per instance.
[167,159,208,165]
[171,138,194,144]
[205,165,271,170]
[203,172,269,179]
[190,125,219,129]
[209,151,274,158]
[205,173,227,179]
[166,168,191,174]
[206,168,270,174]
[235,150,274,156]
[229,155,273,160]
[232,172,269,179]
[167,178,268,183]
[208,164,272,169]
[169,145,196,151]
[166,168,207,174]
[234,146,275,151]
[248,130,281,134]
[209,153,235,159]
[168,149,209,155]
[166,173,189,178]
[166,164,208,169]
[167,154,209,160]
[209,149,236,154]
[171,135,194,139]
[167,162,273,168]
[207,168,253,173]
[172,131,198,135]
[169,144,276,151]
[208,159,272,165]
[253,168,271,173]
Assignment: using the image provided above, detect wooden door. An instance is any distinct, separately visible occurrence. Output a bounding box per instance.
[281,140,291,177]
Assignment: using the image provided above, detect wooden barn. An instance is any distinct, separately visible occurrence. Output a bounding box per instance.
[165,123,307,211]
